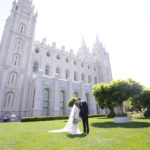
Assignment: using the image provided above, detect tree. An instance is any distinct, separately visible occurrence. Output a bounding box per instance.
[92,79,144,115]
[92,83,115,111]
[109,79,143,114]
[68,97,77,107]
[132,88,150,117]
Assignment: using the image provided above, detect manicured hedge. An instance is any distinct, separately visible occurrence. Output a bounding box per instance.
[21,114,106,122]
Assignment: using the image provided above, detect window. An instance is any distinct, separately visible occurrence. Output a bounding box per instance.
[43,89,49,116]
[86,93,90,104]
[35,48,40,54]
[66,58,69,63]
[12,54,20,66]
[56,67,60,77]
[74,72,77,81]
[45,65,50,75]
[94,77,97,84]
[46,52,50,57]
[32,88,36,109]
[88,75,91,83]
[56,55,60,60]
[87,65,90,69]
[94,67,96,71]
[81,63,84,67]
[33,62,38,72]
[16,39,23,50]
[74,61,77,65]
[81,74,85,82]
[19,24,25,34]
[5,93,14,109]
[65,70,69,79]
[60,90,65,115]
[9,72,17,86]
[74,91,79,97]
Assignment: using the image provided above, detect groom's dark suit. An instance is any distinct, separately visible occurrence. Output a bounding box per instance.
[79,101,89,133]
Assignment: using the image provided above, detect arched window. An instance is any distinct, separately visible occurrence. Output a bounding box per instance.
[65,70,69,79]
[5,93,14,109]
[74,72,77,81]
[56,67,60,77]
[86,93,90,103]
[56,55,60,60]
[9,72,17,86]
[81,74,85,82]
[43,89,49,116]
[12,54,20,66]
[16,39,23,50]
[45,65,50,75]
[60,90,65,115]
[19,24,25,34]
[74,91,79,97]
[33,62,39,72]
[88,75,91,83]
[32,88,36,109]
[74,61,77,65]
[94,77,97,84]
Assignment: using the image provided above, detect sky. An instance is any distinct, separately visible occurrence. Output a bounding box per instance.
[0,0,150,87]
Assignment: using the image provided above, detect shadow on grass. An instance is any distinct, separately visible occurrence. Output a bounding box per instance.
[91,121,150,128]
[67,133,87,138]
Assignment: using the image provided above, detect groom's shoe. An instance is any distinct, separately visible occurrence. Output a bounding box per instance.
[87,131,89,134]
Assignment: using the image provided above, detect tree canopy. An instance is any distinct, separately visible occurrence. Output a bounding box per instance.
[132,88,150,117]
[92,79,144,114]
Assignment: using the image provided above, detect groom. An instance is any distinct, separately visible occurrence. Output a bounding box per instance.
[77,98,89,134]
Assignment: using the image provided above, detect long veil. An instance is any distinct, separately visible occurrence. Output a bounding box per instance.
[48,104,76,133]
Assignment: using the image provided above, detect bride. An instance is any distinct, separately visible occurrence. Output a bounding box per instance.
[48,101,81,135]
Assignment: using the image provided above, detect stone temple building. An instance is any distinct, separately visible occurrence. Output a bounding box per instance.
[0,0,112,121]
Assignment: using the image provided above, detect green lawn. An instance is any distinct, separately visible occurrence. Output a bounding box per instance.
[0,117,150,150]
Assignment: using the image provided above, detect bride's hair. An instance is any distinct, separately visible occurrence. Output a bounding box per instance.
[75,101,80,108]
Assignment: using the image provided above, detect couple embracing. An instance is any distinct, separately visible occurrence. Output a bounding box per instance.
[49,98,89,135]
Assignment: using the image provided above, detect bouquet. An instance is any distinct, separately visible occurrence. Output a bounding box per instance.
[72,119,78,124]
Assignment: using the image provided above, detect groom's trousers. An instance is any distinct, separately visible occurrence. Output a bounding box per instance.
[82,115,89,133]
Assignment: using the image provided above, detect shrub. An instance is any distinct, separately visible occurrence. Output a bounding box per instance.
[21,116,69,122]
[21,114,106,122]
[144,109,150,118]
[68,97,77,107]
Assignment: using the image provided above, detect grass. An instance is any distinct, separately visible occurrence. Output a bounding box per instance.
[0,117,150,150]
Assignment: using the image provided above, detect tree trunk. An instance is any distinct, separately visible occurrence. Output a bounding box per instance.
[116,103,124,114]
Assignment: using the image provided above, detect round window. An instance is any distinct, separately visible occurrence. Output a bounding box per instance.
[66,58,69,63]
[35,48,40,54]
[56,55,60,60]
[46,52,50,57]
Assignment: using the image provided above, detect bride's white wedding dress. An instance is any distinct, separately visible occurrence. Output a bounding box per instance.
[48,104,81,135]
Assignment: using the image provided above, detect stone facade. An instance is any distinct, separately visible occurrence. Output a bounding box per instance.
[0,0,112,121]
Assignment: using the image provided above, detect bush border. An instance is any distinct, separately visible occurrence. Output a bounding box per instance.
[21,114,106,122]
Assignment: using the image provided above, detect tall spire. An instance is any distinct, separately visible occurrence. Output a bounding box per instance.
[80,36,88,50]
